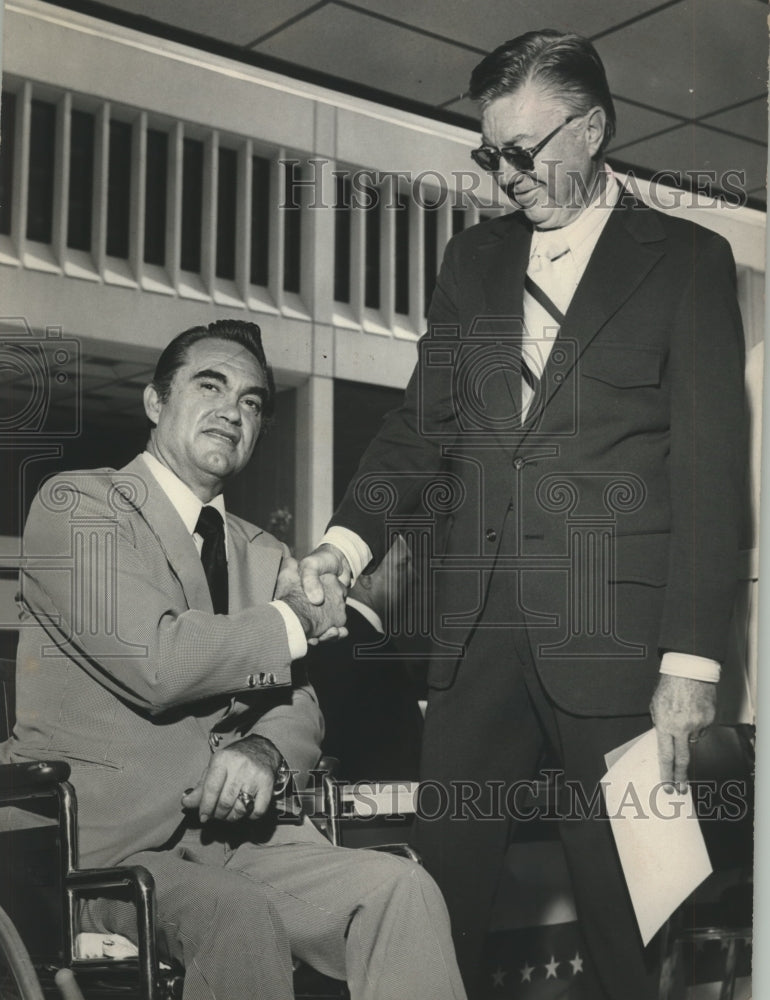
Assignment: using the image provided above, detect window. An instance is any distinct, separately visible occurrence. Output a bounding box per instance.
[106,120,131,259]
[27,99,56,243]
[216,146,237,280]
[144,128,167,265]
[67,110,95,252]
[181,137,203,273]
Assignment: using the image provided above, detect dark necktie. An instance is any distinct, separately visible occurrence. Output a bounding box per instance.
[195,505,228,614]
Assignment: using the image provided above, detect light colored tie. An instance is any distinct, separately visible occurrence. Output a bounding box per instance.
[521,235,576,421]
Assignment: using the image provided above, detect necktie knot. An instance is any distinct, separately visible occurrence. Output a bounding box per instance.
[196,505,224,540]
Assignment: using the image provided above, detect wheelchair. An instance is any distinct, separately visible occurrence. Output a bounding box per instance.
[0,657,418,999]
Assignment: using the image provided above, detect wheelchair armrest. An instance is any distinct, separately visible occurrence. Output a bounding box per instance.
[0,760,71,791]
[67,865,160,1000]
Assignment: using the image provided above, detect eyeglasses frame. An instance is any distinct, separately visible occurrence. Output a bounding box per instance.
[471,114,579,173]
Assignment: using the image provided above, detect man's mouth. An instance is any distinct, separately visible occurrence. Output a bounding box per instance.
[203,428,239,446]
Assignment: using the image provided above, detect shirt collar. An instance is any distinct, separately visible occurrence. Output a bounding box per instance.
[531,167,621,261]
[141,451,227,538]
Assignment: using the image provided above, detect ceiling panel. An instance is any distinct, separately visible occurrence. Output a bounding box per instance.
[700,97,768,145]
[252,4,480,105]
[86,0,321,46]
[614,124,767,202]
[342,0,670,51]
[609,98,684,150]
[597,0,767,119]
[43,1,768,211]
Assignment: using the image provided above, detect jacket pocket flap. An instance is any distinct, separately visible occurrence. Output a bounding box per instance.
[580,346,661,388]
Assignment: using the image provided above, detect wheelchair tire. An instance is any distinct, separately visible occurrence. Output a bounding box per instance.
[0,904,45,1000]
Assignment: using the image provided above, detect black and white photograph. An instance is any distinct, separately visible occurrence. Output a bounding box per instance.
[0,2,765,998]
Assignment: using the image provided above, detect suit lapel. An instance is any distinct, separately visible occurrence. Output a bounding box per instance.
[520,195,667,440]
[113,455,214,612]
[227,518,282,611]
[469,214,533,453]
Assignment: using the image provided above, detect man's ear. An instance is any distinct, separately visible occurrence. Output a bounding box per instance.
[585,105,607,158]
[143,383,161,426]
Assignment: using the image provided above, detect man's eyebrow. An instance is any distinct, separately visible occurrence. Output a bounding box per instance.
[192,368,228,385]
[191,369,266,398]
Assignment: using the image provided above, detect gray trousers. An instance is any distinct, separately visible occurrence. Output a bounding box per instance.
[84,821,466,1000]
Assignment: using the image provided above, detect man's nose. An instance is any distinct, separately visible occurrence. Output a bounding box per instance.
[217,397,242,423]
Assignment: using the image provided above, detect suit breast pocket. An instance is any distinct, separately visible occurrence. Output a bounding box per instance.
[580,345,662,388]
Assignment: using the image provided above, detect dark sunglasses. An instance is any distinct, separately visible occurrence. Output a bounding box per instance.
[470,115,577,173]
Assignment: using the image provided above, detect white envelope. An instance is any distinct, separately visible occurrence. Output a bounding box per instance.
[602,728,712,945]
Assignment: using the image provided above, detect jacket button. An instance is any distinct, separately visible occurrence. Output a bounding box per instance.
[485,528,497,542]
[513,457,525,471]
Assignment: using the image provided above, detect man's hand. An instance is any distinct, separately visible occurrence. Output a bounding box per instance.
[181,735,282,823]
[298,543,352,605]
[650,674,717,792]
[276,555,348,640]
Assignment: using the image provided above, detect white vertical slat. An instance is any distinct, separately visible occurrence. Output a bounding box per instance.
[201,130,218,295]
[302,156,335,323]
[92,101,110,275]
[129,109,147,283]
[269,151,286,311]
[236,139,252,303]
[349,187,365,325]
[380,178,395,330]
[12,80,32,259]
[294,374,334,557]
[52,90,71,263]
[408,186,424,335]
[166,120,183,290]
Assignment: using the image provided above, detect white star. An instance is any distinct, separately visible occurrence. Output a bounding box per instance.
[491,966,506,988]
[520,961,535,983]
[545,955,560,979]
[569,951,584,975]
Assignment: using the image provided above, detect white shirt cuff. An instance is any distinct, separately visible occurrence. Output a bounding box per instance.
[321,527,372,583]
[659,651,721,684]
[270,600,308,661]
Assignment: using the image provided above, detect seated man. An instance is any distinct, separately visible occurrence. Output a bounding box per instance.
[3,320,465,1000]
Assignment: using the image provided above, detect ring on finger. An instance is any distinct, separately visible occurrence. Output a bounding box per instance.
[237,790,256,813]
[687,732,701,744]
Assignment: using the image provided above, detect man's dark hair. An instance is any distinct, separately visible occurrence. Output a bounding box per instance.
[468,30,616,153]
[151,319,276,423]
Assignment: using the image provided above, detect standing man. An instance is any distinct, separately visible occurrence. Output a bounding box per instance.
[300,31,748,1000]
[6,320,466,1000]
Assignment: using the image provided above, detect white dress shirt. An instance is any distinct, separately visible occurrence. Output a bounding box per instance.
[141,452,307,661]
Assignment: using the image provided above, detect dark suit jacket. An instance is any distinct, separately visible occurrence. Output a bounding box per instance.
[307,604,424,780]
[6,455,323,867]
[331,193,748,716]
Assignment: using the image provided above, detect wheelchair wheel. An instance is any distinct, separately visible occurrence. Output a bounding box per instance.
[0,904,45,1000]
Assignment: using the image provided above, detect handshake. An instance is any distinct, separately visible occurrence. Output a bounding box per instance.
[275,543,352,642]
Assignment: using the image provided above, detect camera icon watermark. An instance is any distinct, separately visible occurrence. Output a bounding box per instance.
[0,317,81,439]
[418,316,578,443]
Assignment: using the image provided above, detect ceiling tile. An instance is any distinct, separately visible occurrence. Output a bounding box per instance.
[609,98,684,150]
[253,5,480,105]
[342,0,669,52]
[87,0,320,46]
[611,124,767,203]
[596,0,767,119]
[699,97,768,145]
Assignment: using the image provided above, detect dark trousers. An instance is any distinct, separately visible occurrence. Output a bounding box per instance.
[413,560,660,1000]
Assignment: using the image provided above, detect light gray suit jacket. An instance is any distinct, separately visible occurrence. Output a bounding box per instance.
[6,455,323,867]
